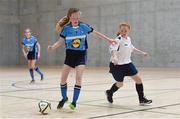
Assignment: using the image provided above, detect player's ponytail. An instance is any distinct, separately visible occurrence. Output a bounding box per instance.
[117,22,131,36]
[116,31,121,36]
[55,16,69,32]
[56,8,80,32]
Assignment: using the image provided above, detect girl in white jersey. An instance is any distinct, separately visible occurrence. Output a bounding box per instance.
[106,22,152,105]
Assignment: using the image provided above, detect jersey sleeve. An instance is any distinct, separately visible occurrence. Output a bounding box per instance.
[59,27,66,39]
[21,38,25,45]
[34,37,38,43]
[81,23,94,34]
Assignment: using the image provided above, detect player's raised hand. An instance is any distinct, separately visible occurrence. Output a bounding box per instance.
[143,52,149,57]
[23,53,27,59]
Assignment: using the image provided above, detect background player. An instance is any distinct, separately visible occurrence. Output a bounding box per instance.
[106,22,152,105]
[21,28,44,84]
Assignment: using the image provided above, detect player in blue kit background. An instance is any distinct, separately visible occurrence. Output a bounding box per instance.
[47,8,116,110]
[21,28,44,84]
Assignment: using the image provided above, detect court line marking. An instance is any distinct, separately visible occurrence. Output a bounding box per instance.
[1,76,180,105]
[1,76,179,94]
[0,89,179,106]
[87,103,180,119]
[0,94,180,118]
[82,104,180,117]
[0,72,179,117]
[0,89,179,117]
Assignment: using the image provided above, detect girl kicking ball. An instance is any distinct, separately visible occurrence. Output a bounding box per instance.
[47,8,116,110]
[106,22,152,105]
[21,28,44,84]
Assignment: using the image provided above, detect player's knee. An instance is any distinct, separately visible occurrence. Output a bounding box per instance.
[116,81,123,88]
[75,77,82,85]
[134,78,142,84]
[28,63,35,69]
[61,77,67,84]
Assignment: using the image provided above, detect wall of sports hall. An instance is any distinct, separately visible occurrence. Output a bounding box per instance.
[0,0,180,67]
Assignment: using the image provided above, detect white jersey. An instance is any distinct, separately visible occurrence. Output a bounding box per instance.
[109,35,135,65]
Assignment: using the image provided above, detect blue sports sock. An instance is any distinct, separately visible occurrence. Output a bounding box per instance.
[29,69,34,80]
[35,67,43,76]
[72,85,81,104]
[61,83,67,100]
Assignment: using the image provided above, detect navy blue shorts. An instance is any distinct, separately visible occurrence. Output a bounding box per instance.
[27,52,38,60]
[109,62,138,82]
[64,50,87,68]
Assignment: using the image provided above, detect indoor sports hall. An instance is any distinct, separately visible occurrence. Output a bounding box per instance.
[0,0,180,118]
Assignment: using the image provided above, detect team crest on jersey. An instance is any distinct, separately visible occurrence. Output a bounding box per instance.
[26,46,31,51]
[72,38,81,48]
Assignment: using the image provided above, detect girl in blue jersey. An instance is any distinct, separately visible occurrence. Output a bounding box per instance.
[48,8,116,110]
[21,28,44,84]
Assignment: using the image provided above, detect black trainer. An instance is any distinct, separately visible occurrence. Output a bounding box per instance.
[105,90,113,103]
[57,97,68,109]
[139,96,152,106]
[29,80,35,84]
[41,74,44,81]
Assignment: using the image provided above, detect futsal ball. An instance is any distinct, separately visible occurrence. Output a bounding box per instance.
[38,100,51,115]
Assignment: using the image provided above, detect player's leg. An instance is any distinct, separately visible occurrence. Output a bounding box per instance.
[69,65,85,110]
[131,74,152,105]
[57,64,71,109]
[106,81,123,103]
[34,53,44,80]
[28,60,35,83]
[34,66,44,80]
[106,62,125,103]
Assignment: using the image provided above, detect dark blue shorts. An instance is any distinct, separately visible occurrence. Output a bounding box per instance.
[64,50,87,68]
[27,52,38,60]
[109,62,138,82]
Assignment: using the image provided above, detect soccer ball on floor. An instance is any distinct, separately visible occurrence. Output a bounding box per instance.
[38,100,51,115]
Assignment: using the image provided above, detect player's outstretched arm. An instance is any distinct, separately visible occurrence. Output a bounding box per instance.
[133,47,149,57]
[91,30,116,44]
[47,37,64,53]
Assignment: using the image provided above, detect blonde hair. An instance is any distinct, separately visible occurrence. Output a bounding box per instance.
[117,22,131,36]
[55,8,80,32]
[24,28,31,33]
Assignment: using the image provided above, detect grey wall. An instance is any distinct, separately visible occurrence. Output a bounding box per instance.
[0,0,180,67]
[0,0,20,66]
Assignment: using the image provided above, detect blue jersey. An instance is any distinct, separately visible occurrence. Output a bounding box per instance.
[60,22,93,51]
[22,35,38,54]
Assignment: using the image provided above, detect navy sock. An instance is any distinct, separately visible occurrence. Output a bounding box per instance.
[109,83,119,94]
[60,83,67,100]
[35,67,43,76]
[72,85,81,104]
[136,83,144,100]
[29,69,34,80]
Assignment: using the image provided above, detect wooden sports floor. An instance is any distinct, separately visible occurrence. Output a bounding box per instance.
[0,66,180,118]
